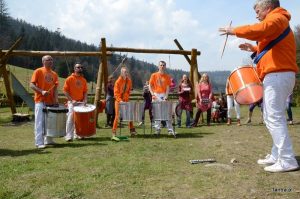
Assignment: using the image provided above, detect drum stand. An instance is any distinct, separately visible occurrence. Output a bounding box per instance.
[150,116,176,138]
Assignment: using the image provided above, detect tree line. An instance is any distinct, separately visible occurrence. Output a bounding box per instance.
[1,0,299,96]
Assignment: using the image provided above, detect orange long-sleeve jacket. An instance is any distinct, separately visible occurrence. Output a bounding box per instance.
[114,76,132,102]
[233,7,298,80]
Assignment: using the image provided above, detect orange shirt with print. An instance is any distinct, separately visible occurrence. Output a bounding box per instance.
[233,7,298,80]
[149,72,171,94]
[63,73,88,101]
[114,76,132,102]
[31,67,59,104]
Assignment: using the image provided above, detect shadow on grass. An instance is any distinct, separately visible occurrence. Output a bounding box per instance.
[0,148,51,157]
[49,141,108,149]
[295,156,300,165]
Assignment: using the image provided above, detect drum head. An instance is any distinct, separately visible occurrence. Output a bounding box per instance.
[74,104,96,112]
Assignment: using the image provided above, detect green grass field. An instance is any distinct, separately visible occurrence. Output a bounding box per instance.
[0,106,300,199]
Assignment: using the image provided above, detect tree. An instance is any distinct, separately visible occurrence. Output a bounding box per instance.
[0,0,9,31]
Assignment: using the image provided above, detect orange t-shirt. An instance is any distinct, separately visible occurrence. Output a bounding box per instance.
[114,76,132,102]
[63,73,88,101]
[149,72,171,94]
[233,7,298,80]
[31,67,59,104]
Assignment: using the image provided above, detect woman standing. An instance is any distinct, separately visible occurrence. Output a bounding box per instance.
[192,73,213,127]
[177,74,193,128]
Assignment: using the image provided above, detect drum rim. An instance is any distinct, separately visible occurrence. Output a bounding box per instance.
[228,65,255,78]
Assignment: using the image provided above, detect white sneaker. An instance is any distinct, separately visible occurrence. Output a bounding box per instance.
[37,145,46,149]
[168,130,177,136]
[257,154,276,165]
[264,160,299,173]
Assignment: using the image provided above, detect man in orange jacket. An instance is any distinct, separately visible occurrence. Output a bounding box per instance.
[219,0,299,172]
[111,66,137,141]
[63,63,88,141]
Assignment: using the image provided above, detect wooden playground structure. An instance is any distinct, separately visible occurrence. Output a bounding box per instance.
[0,37,201,124]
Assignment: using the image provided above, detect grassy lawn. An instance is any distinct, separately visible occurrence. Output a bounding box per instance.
[0,106,300,199]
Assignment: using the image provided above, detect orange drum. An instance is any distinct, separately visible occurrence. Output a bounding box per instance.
[228,66,263,105]
[73,104,96,137]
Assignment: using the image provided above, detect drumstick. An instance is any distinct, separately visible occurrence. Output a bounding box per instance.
[47,84,56,92]
[221,20,232,59]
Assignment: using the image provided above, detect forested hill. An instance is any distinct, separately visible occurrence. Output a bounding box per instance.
[1,17,230,92]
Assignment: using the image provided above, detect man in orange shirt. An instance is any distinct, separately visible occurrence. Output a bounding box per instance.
[63,63,88,141]
[111,66,136,141]
[219,0,299,172]
[30,55,59,149]
[149,60,176,136]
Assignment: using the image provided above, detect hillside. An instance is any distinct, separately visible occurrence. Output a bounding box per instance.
[1,17,230,92]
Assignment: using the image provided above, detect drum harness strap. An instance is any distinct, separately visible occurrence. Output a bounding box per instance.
[121,78,128,101]
[251,26,290,64]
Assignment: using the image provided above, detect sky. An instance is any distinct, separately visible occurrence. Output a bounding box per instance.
[6,0,300,72]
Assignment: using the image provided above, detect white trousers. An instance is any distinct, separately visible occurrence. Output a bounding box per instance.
[153,93,173,131]
[34,102,53,146]
[263,72,298,167]
[65,101,75,140]
[226,95,240,119]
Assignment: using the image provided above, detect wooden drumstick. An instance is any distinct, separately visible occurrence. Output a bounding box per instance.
[221,20,232,59]
[47,84,56,92]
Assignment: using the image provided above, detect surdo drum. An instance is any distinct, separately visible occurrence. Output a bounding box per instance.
[43,105,68,137]
[73,104,96,137]
[228,66,263,105]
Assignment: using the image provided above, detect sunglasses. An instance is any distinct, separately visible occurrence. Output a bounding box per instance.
[76,67,83,69]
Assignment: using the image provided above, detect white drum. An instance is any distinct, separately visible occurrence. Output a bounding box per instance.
[43,105,68,137]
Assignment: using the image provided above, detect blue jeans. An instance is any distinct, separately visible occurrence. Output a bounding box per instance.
[177,108,191,127]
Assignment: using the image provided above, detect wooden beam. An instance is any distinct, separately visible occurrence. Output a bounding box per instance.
[0,36,23,69]
[191,49,199,101]
[173,39,192,65]
[107,47,200,55]
[0,50,112,57]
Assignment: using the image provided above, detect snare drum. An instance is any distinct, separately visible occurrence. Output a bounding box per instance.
[73,104,96,137]
[228,66,263,105]
[152,101,173,121]
[43,105,68,137]
[119,102,144,122]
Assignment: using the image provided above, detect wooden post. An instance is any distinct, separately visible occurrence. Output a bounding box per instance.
[0,36,23,115]
[101,38,108,97]
[191,49,199,100]
[173,39,194,86]
[94,38,107,127]
[174,39,192,65]
[0,64,16,114]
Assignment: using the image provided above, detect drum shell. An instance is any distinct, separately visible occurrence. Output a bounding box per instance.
[228,66,263,105]
[73,104,96,137]
[152,101,173,121]
[43,105,68,137]
[119,102,144,122]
